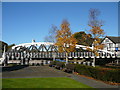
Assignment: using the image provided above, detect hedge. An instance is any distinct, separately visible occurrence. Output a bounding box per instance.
[65,64,75,70]
[55,62,65,70]
[64,64,75,73]
[75,64,120,83]
[49,61,120,83]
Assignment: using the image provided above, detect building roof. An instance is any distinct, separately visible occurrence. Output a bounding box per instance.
[106,36,120,43]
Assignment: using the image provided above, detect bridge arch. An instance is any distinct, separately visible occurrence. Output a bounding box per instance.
[1,41,119,66]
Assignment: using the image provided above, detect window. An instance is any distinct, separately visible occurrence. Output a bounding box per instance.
[105,38,109,42]
[109,43,113,48]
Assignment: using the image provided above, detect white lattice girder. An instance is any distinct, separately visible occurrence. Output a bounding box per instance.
[12,42,54,49]
[12,42,114,54]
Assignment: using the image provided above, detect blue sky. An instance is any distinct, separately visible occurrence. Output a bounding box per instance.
[2,2,118,45]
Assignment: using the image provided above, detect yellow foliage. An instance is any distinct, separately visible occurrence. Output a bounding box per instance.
[90,26,104,36]
[88,25,105,56]
[55,20,77,53]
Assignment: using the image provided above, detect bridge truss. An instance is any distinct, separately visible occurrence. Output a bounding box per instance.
[1,42,120,65]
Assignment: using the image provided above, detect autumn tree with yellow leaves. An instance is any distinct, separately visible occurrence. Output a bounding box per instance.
[88,8,105,67]
[55,20,77,64]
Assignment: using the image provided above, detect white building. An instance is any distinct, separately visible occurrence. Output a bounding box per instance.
[101,36,120,53]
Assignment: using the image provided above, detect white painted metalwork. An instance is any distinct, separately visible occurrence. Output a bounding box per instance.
[12,42,54,49]
[11,41,118,55]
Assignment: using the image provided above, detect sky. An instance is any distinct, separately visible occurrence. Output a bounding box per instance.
[2,2,118,45]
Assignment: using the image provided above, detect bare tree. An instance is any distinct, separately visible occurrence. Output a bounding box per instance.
[88,8,104,27]
[44,25,58,43]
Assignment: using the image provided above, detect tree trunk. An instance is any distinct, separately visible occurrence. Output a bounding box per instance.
[66,52,68,64]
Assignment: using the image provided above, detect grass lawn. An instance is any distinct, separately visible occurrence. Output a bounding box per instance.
[2,77,93,88]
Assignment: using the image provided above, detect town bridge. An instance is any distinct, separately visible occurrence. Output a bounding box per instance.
[1,41,120,66]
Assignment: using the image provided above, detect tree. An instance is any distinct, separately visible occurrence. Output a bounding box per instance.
[7,44,15,51]
[73,31,93,46]
[0,41,8,53]
[87,8,105,67]
[44,25,58,43]
[44,25,58,61]
[0,41,8,58]
[88,8,103,27]
[55,20,77,64]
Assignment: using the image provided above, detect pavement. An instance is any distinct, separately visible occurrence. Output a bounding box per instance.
[1,65,120,89]
[70,74,119,90]
[2,65,70,78]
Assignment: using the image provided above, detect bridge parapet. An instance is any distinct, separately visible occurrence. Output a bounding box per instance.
[1,43,119,65]
[5,51,119,60]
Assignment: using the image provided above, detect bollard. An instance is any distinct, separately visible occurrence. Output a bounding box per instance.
[74,62,76,64]
[83,62,86,65]
[78,62,81,64]
[87,62,90,66]
[92,62,95,67]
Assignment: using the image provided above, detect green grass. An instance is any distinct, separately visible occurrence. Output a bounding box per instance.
[2,77,93,88]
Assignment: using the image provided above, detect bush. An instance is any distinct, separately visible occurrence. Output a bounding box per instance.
[66,64,75,70]
[49,61,120,83]
[75,64,92,77]
[55,62,65,70]
[104,69,120,83]
[64,64,75,73]
[74,64,120,83]
[49,61,57,67]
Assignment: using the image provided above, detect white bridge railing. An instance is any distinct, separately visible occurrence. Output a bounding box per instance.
[0,51,119,66]
[5,51,120,61]
[1,41,120,66]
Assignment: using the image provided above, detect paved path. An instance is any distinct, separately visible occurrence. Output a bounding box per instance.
[2,65,119,89]
[2,65,70,78]
[70,74,119,90]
